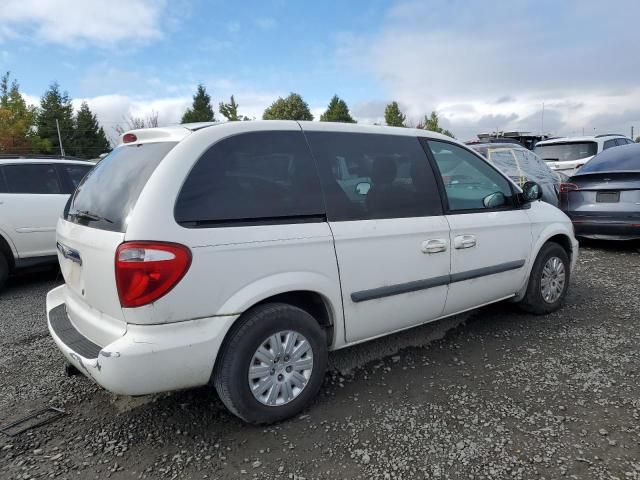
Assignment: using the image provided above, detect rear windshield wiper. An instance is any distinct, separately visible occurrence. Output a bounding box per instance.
[69,209,113,224]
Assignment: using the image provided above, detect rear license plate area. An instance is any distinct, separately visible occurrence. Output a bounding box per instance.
[596,191,620,203]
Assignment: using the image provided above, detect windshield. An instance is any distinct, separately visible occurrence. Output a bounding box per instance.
[534,142,597,162]
[471,145,559,186]
[65,142,177,232]
[577,144,640,174]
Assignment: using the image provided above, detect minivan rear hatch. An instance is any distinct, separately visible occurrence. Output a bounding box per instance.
[58,141,178,334]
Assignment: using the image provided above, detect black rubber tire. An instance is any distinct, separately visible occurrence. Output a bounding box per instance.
[0,254,8,292]
[518,242,570,315]
[213,303,328,424]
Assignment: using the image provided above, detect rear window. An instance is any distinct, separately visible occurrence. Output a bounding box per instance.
[174,131,324,227]
[577,144,640,174]
[66,142,177,232]
[534,142,597,162]
[478,147,557,186]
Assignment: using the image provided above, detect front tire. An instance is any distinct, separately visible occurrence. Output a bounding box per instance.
[518,242,570,315]
[213,303,328,424]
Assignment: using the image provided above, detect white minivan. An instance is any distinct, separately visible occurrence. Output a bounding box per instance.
[47,121,578,423]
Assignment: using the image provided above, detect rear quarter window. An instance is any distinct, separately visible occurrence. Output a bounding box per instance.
[2,163,62,194]
[174,131,324,227]
[305,132,442,221]
[67,142,177,232]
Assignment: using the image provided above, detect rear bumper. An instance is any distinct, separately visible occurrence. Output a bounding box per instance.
[570,217,640,240]
[46,285,238,396]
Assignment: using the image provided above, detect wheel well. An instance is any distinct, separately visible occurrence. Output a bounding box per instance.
[253,290,334,346]
[546,234,573,260]
[0,234,14,271]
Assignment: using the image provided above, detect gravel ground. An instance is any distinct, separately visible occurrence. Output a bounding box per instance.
[1,242,639,480]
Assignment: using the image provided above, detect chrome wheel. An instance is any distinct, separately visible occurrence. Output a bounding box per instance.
[248,330,314,407]
[541,256,566,303]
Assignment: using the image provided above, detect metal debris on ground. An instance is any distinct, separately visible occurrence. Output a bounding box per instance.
[0,407,66,436]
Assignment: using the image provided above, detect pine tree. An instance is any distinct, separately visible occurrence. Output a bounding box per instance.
[219,95,250,121]
[418,111,455,138]
[320,95,356,123]
[181,84,215,123]
[37,82,74,155]
[263,93,314,121]
[384,101,406,127]
[72,102,110,159]
[0,72,49,154]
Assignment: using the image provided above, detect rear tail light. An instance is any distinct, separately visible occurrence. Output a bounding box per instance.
[559,183,579,193]
[115,242,191,308]
[122,133,137,143]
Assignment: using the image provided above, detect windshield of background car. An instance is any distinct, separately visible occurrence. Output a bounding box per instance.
[473,146,559,187]
[533,142,597,162]
[65,142,177,232]
[577,144,640,174]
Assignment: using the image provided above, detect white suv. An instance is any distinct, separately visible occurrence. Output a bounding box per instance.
[534,134,634,175]
[47,121,578,423]
[0,156,93,290]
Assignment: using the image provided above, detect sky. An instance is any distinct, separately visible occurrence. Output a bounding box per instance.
[1,0,639,143]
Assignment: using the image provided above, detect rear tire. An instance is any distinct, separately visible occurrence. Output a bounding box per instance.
[518,242,570,315]
[0,254,8,292]
[213,303,328,424]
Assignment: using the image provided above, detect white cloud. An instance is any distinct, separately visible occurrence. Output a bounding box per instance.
[0,0,168,48]
[53,88,286,145]
[336,0,640,140]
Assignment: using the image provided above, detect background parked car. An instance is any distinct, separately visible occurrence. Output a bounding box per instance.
[560,143,640,241]
[533,134,634,175]
[0,155,93,290]
[470,143,563,206]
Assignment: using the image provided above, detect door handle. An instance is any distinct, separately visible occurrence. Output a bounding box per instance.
[454,235,477,249]
[421,239,447,254]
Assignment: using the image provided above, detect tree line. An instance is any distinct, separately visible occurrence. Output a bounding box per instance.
[181,84,455,137]
[0,72,110,159]
[0,73,456,159]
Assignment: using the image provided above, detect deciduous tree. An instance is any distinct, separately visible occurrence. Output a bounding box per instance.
[219,95,250,121]
[263,93,314,121]
[0,72,49,154]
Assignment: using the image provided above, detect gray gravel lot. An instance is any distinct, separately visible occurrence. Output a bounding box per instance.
[1,242,639,480]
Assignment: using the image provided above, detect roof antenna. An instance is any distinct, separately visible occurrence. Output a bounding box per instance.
[56,119,65,157]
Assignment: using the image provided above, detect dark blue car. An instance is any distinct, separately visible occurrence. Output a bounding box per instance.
[560,143,640,240]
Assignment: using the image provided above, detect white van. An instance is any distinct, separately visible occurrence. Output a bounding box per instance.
[47,121,578,423]
[534,134,634,175]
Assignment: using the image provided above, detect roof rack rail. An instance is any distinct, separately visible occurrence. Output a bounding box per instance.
[594,133,624,138]
[0,154,86,160]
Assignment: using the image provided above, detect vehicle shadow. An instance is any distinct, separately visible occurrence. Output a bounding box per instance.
[578,237,640,252]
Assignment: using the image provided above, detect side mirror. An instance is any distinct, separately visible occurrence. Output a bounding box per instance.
[521,181,543,202]
[355,182,371,195]
[483,191,506,209]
